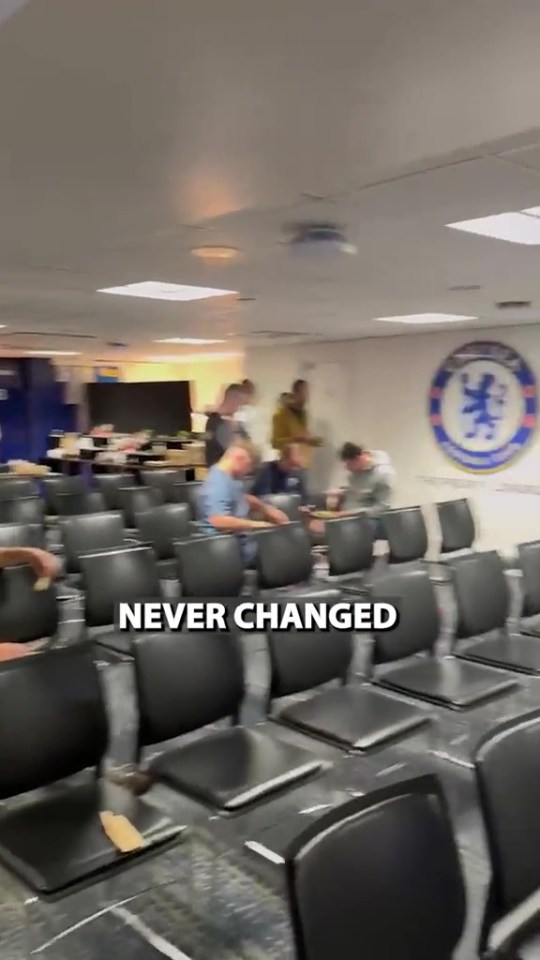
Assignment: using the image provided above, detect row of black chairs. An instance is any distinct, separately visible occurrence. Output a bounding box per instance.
[2,629,540,957]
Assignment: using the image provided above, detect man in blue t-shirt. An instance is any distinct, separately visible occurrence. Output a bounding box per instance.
[199,441,289,564]
[251,443,308,504]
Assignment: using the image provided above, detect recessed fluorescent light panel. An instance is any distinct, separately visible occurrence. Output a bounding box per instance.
[26,350,81,356]
[146,352,242,363]
[375,313,476,325]
[98,281,237,301]
[447,207,540,245]
[154,338,226,345]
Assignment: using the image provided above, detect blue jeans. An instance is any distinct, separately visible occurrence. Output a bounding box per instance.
[371,517,386,541]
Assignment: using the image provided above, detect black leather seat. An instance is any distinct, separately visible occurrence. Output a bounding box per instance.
[518,540,540,637]
[60,511,129,576]
[267,627,430,752]
[284,774,535,960]
[0,644,182,896]
[55,490,106,517]
[437,498,475,556]
[120,485,162,528]
[0,477,38,500]
[0,563,58,645]
[175,534,246,596]
[256,523,341,601]
[42,475,85,514]
[0,496,45,527]
[380,506,428,564]
[323,514,374,593]
[0,521,45,549]
[140,468,186,502]
[475,710,540,957]
[370,564,518,710]
[80,544,162,656]
[133,631,325,813]
[136,503,192,578]
[95,473,135,511]
[449,550,540,675]
[168,480,202,518]
[263,493,302,522]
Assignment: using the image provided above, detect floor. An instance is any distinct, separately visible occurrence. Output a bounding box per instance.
[1,562,539,960]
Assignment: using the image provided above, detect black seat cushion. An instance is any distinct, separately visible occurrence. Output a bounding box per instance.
[0,780,182,895]
[458,634,540,675]
[520,618,540,638]
[93,630,135,656]
[259,586,342,601]
[333,575,369,594]
[150,726,324,812]
[376,657,518,709]
[276,686,429,752]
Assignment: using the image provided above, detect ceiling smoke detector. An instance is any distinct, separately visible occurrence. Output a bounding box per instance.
[285,222,357,256]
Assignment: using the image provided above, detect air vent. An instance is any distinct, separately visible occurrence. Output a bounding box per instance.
[283,222,356,256]
[496,300,532,309]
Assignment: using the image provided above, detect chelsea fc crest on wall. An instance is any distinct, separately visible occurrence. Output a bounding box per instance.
[429,341,537,472]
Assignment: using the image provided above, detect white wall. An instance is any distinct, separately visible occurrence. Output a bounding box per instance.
[247,324,540,553]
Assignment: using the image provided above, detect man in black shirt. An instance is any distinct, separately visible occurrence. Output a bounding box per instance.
[252,443,308,503]
[204,383,247,467]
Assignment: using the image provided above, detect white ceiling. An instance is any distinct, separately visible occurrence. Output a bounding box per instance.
[3,0,540,360]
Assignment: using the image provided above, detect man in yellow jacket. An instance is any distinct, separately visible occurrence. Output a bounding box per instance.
[271,379,321,470]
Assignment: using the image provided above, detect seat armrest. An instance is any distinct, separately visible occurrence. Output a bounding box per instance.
[486,887,540,957]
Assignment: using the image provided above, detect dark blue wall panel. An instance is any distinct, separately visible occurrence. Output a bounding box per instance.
[0,359,77,462]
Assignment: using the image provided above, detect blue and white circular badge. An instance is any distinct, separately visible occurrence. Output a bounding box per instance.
[429,341,537,472]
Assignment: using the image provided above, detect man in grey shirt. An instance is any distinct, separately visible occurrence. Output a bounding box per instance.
[204,383,247,467]
[329,442,394,536]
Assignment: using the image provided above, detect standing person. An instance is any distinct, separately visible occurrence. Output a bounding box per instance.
[329,442,395,536]
[199,440,289,565]
[235,379,257,438]
[0,546,59,661]
[271,380,321,471]
[204,383,246,467]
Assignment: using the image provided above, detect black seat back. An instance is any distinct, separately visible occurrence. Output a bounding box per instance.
[175,535,245,596]
[169,480,202,518]
[42,475,85,513]
[0,643,108,798]
[437,499,475,554]
[285,775,466,960]
[518,540,540,618]
[60,511,126,575]
[475,710,540,926]
[264,493,302,522]
[0,522,44,549]
[380,506,428,563]
[80,544,162,628]
[0,478,38,500]
[136,503,191,560]
[140,469,185,502]
[370,563,440,664]
[120,485,162,527]
[268,628,352,704]
[0,497,45,527]
[449,550,509,640]
[55,490,106,517]
[0,564,59,642]
[257,523,313,589]
[95,473,135,511]
[325,514,374,576]
[133,631,244,749]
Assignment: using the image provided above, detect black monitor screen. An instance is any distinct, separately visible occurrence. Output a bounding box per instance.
[86,381,192,435]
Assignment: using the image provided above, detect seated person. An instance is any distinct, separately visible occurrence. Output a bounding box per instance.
[199,440,290,565]
[329,442,395,537]
[251,443,308,503]
[0,547,59,661]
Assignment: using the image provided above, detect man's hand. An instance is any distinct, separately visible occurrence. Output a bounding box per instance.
[265,507,289,526]
[28,549,60,581]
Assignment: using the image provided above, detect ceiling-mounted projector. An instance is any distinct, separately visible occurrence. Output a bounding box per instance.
[285,222,357,256]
